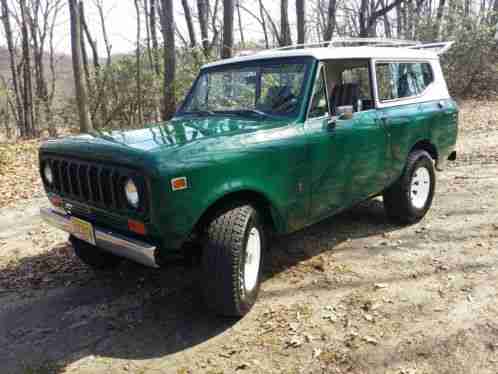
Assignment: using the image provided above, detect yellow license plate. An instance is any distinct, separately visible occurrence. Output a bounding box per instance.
[70,217,96,245]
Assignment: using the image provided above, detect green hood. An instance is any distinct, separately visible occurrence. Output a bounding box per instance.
[40,116,292,174]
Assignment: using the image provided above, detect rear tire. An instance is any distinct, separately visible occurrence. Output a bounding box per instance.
[383,150,436,224]
[201,205,265,317]
[70,236,122,270]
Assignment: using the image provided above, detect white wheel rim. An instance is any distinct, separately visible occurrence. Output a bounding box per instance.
[244,227,261,293]
[410,166,431,209]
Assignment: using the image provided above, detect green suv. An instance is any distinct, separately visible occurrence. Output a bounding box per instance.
[39,40,458,316]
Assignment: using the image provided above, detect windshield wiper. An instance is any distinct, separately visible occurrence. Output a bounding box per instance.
[178,110,216,117]
[217,109,273,119]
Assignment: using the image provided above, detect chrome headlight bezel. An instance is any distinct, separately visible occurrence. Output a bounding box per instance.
[43,163,54,185]
[124,178,140,209]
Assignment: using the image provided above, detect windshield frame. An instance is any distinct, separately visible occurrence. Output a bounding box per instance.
[176,56,316,121]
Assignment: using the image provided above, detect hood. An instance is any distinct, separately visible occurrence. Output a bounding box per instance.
[40,116,292,172]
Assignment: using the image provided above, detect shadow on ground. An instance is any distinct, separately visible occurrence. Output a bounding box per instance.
[0,199,403,373]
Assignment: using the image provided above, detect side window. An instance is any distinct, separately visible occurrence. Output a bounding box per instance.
[309,69,329,118]
[376,62,434,101]
[341,67,371,100]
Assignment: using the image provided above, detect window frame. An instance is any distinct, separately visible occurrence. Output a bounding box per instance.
[372,59,435,107]
[306,62,331,120]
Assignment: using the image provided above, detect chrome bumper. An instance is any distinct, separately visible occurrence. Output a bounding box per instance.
[40,207,159,268]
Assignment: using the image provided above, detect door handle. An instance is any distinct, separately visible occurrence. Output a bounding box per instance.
[327,118,336,131]
[438,100,445,109]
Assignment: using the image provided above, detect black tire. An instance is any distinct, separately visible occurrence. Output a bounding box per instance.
[383,150,436,224]
[70,235,122,270]
[201,205,266,317]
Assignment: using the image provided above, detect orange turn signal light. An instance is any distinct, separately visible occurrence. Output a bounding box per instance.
[128,219,146,236]
[171,177,188,191]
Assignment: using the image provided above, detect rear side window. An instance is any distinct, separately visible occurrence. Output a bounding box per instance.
[376,62,433,101]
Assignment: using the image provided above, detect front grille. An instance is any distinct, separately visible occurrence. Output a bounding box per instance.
[40,154,148,216]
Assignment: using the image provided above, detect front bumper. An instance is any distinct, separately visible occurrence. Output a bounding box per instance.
[40,207,159,268]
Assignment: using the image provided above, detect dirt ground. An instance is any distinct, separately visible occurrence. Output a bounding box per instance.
[0,100,497,374]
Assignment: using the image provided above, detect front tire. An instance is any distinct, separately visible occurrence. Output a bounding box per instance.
[201,205,265,317]
[70,236,122,270]
[383,150,436,224]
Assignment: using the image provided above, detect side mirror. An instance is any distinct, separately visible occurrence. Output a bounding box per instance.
[327,117,336,130]
[336,105,354,120]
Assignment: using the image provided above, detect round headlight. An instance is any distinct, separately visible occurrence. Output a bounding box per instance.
[124,179,139,208]
[44,163,53,185]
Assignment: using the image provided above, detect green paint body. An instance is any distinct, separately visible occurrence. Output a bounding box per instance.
[39,59,458,256]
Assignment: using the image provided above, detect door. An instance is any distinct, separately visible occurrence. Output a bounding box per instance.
[305,64,349,220]
[307,61,389,222]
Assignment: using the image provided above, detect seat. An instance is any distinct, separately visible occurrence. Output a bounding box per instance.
[329,83,359,115]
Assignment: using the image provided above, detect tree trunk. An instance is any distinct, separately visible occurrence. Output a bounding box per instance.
[181,0,197,47]
[396,2,403,38]
[78,2,91,96]
[69,0,93,133]
[361,0,405,37]
[222,0,234,58]
[134,0,143,126]
[0,0,24,135]
[359,0,369,37]
[47,0,62,137]
[20,0,35,138]
[491,0,498,25]
[95,0,112,66]
[433,0,446,40]
[80,1,100,73]
[160,0,176,120]
[149,0,160,76]
[324,0,337,40]
[197,0,210,56]
[296,0,305,44]
[236,0,245,48]
[280,0,292,46]
[258,0,269,48]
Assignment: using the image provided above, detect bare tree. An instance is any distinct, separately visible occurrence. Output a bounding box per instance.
[79,1,100,73]
[296,0,305,44]
[69,0,93,133]
[0,0,24,134]
[197,0,210,55]
[134,0,143,125]
[236,0,245,48]
[359,0,405,37]
[181,0,197,47]
[160,0,176,119]
[94,0,112,66]
[280,0,292,46]
[433,0,446,39]
[149,0,160,75]
[239,1,269,48]
[222,0,234,58]
[324,0,337,40]
[20,0,35,137]
[258,0,269,48]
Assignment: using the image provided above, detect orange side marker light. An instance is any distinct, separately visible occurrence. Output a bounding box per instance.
[171,177,188,191]
[128,219,146,235]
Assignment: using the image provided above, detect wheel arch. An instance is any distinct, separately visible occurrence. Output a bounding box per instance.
[410,139,438,162]
[193,189,283,237]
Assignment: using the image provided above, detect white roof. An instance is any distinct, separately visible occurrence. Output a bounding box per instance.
[202,46,439,69]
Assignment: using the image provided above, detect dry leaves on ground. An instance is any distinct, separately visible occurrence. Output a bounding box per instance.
[0,140,43,209]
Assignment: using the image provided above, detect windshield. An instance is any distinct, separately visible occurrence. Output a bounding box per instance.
[178,58,313,119]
